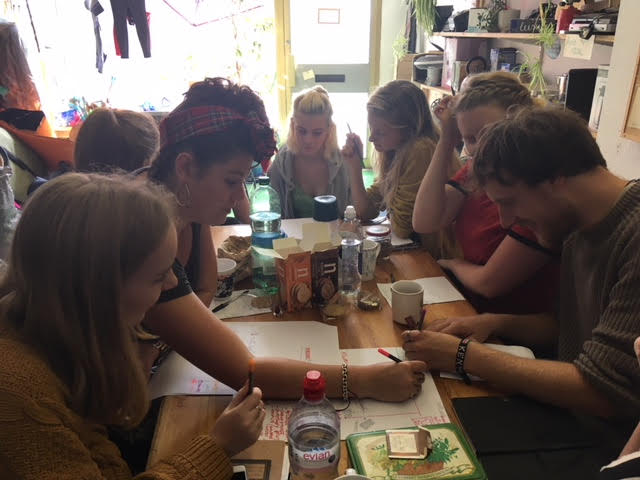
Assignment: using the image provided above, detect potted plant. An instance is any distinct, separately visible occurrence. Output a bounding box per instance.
[412,0,438,36]
[477,0,506,33]
[517,3,558,97]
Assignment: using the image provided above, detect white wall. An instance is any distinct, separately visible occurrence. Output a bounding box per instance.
[378,0,410,86]
[596,0,640,178]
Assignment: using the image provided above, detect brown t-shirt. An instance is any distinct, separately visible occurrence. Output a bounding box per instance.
[558,181,640,417]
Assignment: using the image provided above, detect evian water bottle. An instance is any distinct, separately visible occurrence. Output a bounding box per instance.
[288,371,340,480]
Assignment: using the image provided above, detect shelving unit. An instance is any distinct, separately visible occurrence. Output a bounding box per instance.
[433,32,615,46]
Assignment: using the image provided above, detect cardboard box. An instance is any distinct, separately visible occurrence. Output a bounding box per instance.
[276,247,312,312]
[255,222,341,313]
[311,248,339,306]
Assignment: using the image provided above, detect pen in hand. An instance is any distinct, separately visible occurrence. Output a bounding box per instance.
[378,348,402,363]
[248,358,256,396]
[347,123,365,167]
[417,307,427,331]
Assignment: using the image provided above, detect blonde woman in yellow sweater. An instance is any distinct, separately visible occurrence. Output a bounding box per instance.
[342,80,459,255]
[0,173,265,479]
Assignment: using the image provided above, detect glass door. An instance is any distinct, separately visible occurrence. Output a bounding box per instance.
[284,0,379,160]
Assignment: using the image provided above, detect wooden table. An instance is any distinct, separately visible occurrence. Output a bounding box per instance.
[148,224,501,469]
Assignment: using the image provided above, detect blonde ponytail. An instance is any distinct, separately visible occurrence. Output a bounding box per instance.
[287,86,338,161]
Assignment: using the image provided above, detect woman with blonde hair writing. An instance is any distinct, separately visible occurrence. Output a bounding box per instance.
[342,80,459,254]
[269,86,351,218]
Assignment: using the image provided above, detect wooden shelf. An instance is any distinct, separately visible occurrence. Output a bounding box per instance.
[434,32,615,46]
[417,84,452,95]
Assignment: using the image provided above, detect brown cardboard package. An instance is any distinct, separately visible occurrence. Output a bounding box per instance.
[311,248,339,306]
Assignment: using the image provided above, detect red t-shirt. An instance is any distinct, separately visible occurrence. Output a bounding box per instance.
[447,162,558,314]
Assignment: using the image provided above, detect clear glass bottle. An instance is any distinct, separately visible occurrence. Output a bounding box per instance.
[365,225,392,261]
[250,176,282,297]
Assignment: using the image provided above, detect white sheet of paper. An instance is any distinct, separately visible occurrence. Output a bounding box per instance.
[391,230,414,247]
[300,222,331,251]
[377,277,464,306]
[440,343,535,381]
[281,218,313,240]
[260,347,449,441]
[149,321,342,399]
[564,34,595,60]
[210,289,271,320]
[380,219,414,247]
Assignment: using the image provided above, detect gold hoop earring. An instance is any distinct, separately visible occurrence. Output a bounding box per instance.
[176,183,191,208]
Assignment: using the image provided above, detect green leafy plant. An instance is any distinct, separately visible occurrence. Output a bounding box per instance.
[518,53,546,97]
[412,0,438,36]
[517,2,558,97]
[392,32,409,61]
[536,3,557,50]
[477,0,507,33]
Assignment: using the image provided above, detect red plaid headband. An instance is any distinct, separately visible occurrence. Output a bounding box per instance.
[159,105,277,165]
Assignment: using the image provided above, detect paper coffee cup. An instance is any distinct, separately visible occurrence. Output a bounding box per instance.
[216,258,237,299]
[391,280,423,327]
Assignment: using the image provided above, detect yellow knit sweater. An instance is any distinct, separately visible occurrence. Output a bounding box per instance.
[0,330,233,480]
[366,137,459,257]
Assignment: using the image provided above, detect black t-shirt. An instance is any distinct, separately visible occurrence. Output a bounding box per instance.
[157,223,202,303]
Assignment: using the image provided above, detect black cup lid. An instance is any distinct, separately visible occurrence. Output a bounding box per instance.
[313,195,338,222]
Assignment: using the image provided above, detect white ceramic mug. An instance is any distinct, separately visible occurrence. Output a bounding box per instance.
[391,280,423,327]
[361,239,381,281]
[216,258,237,299]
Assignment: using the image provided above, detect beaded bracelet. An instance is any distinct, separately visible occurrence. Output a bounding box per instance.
[455,337,472,385]
[341,363,349,401]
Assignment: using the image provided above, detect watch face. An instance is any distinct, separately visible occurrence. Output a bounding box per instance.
[466,56,488,74]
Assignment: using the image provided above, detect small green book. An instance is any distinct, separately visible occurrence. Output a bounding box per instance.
[346,423,486,480]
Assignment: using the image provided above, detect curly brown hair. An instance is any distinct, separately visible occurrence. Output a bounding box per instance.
[149,77,275,186]
[473,106,606,186]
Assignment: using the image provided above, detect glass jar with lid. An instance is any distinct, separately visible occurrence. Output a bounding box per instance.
[365,225,392,261]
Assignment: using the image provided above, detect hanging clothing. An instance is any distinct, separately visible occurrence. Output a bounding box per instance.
[84,0,106,72]
[110,0,151,58]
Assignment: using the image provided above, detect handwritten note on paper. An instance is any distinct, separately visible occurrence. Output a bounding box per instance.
[377,277,464,306]
[149,321,342,399]
[336,348,449,438]
[564,35,595,60]
[258,348,450,441]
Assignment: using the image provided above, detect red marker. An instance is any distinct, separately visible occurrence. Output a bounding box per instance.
[378,348,402,363]
[248,358,256,395]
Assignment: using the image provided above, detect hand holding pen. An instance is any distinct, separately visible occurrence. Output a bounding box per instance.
[344,123,365,169]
